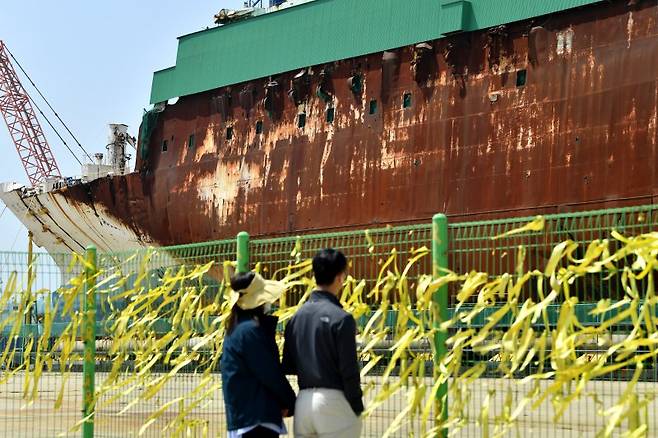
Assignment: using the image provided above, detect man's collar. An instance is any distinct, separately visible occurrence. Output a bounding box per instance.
[311,289,343,308]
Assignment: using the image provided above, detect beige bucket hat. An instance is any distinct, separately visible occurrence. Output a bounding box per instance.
[232,272,286,310]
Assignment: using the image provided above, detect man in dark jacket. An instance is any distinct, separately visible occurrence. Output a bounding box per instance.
[221,271,296,437]
[283,249,364,437]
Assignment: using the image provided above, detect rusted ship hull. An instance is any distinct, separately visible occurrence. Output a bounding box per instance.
[2,0,658,256]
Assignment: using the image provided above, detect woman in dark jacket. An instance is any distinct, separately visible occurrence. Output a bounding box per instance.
[221,271,296,437]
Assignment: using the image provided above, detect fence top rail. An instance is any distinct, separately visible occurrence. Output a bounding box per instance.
[0,250,68,257]
[148,238,236,252]
[3,204,656,260]
[446,204,657,228]
[251,223,431,247]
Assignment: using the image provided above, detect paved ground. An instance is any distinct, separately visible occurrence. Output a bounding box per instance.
[0,373,656,437]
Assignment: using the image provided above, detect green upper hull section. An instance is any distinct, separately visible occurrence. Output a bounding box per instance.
[150,0,602,104]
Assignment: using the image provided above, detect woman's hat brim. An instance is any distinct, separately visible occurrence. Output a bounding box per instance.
[233,273,286,310]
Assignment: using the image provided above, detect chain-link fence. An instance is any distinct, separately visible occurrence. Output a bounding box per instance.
[0,204,656,437]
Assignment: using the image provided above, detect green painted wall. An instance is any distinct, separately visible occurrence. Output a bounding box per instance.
[150,0,602,103]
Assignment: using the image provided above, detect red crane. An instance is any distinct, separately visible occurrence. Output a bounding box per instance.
[0,40,61,186]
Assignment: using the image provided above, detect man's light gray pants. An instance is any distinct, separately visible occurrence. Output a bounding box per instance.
[294,388,362,438]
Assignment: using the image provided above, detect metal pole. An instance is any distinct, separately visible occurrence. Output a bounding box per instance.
[432,213,448,437]
[236,231,250,273]
[26,231,33,325]
[82,245,97,438]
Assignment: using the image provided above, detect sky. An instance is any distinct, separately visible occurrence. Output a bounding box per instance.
[0,0,246,253]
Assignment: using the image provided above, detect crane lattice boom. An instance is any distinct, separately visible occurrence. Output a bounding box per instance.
[0,41,61,186]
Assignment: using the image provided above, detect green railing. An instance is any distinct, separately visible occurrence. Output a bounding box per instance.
[447,205,658,305]
[0,203,656,437]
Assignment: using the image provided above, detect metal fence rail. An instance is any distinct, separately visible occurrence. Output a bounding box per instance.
[0,204,656,437]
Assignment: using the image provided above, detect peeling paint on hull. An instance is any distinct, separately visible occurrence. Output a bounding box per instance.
[3,0,658,255]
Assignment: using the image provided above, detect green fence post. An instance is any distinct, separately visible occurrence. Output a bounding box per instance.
[432,214,448,438]
[237,232,250,273]
[82,246,97,438]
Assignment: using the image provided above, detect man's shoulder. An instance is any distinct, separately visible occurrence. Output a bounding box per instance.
[330,305,353,321]
[302,297,349,315]
[298,300,352,327]
[334,310,355,329]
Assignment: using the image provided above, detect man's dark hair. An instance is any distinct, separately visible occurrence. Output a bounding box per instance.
[312,248,348,286]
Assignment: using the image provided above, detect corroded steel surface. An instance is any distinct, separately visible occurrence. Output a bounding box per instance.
[29,1,658,248]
